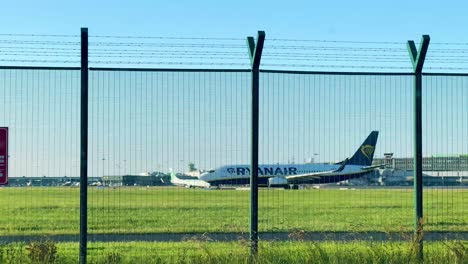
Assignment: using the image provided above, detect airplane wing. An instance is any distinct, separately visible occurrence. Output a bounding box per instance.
[361,164,382,170]
[285,159,348,181]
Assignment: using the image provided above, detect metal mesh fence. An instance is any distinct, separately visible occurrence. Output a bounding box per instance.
[87,70,251,258]
[423,75,468,233]
[258,73,415,238]
[0,69,80,243]
[0,69,467,249]
[0,32,467,262]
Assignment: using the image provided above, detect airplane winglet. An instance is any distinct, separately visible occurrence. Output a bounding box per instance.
[361,164,382,170]
[335,158,348,172]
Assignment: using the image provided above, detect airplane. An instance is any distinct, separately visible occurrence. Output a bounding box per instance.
[198,131,380,188]
[62,181,72,186]
[170,170,211,188]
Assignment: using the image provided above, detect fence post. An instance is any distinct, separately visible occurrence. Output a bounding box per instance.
[407,34,430,262]
[79,27,89,264]
[246,31,265,257]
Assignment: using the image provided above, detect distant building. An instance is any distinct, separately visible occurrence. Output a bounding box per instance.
[102,173,170,186]
[6,176,101,187]
[372,154,468,186]
[373,154,468,171]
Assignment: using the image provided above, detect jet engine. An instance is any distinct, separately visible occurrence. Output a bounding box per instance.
[268,177,288,188]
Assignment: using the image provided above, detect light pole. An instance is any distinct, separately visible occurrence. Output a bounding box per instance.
[101,158,106,178]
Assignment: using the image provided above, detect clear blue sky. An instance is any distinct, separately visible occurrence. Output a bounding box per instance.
[2,0,467,42]
[1,1,467,177]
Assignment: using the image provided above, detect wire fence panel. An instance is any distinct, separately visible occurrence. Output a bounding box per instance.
[423,75,468,234]
[1,32,468,262]
[258,72,416,238]
[87,70,250,257]
[0,69,80,241]
[1,68,467,259]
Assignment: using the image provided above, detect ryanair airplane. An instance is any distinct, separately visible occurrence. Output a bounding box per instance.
[198,131,380,188]
[170,171,210,188]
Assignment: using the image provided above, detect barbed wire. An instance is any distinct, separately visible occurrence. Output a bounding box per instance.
[261,63,413,69]
[89,42,246,48]
[90,35,244,41]
[0,34,468,71]
[425,66,468,70]
[0,33,79,37]
[263,52,407,57]
[0,59,79,63]
[90,49,247,55]
[91,54,247,60]
[0,59,251,66]
[0,46,81,51]
[0,40,80,45]
[267,39,405,45]
[429,42,468,46]
[428,48,468,53]
[264,45,408,52]
[88,61,249,66]
[3,33,467,46]
[3,47,468,60]
[270,38,468,46]
[0,59,466,71]
[0,54,79,59]
[263,57,409,63]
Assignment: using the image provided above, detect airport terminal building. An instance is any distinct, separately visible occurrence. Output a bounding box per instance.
[372,153,468,186]
[6,176,101,187]
[373,153,468,171]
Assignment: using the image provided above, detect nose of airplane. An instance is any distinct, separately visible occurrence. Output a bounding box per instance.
[199,172,208,181]
[199,171,213,182]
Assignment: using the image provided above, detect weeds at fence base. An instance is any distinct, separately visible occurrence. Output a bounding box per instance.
[0,240,465,263]
[442,241,466,264]
[101,251,122,264]
[287,229,306,241]
[410,217,425,262]
[25,239,58,264]
[0,242,28,264]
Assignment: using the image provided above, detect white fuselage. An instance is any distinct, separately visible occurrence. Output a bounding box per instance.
[199,163,368,185]
[171,175,210,188]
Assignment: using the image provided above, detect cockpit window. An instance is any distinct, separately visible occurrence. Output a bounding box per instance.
[208,170,215,173]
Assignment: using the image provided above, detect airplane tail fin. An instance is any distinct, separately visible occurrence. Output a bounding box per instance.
[347,131,379,166]
[169,169,177,182]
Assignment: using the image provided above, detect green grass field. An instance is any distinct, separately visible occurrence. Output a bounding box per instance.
[1,241,466,264]
[0,187,466,236]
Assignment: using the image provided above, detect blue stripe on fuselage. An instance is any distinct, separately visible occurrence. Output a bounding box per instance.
[206,173,366,186]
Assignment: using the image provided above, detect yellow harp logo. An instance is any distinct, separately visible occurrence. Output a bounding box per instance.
[361,145,375,160]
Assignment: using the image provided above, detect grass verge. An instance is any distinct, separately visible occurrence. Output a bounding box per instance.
[0,187,466,235]
[0,240,466,264]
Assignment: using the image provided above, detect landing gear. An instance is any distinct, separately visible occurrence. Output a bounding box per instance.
[287,184,299,190]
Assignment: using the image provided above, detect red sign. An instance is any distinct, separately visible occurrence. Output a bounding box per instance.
[0,128,8,185]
